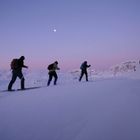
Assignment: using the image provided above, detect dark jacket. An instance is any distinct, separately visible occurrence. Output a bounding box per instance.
[80,61,90,71]
[15,57,28,71]
[48,62,60,73]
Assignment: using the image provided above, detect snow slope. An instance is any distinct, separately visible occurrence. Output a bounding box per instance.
[0,72,140,140]
[0,62,140,140]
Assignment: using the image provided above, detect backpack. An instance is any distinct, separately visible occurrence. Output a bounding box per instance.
[10,59,19,69]
[47,64,54,70]
[80,63,84,70]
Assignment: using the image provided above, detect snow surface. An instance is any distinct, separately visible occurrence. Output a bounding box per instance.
[0,62,140,140]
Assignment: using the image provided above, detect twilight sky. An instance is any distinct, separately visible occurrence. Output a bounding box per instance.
[0,0,140,71]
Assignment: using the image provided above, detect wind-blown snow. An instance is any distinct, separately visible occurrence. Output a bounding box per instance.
[0,61,140,140]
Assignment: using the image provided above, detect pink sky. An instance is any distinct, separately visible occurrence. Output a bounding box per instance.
[0,0,140,71]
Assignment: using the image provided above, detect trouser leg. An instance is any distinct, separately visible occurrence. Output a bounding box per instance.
[79,71,84,81]
[8,72,17,90]
[18,71,25,89]
[21,77,25,89]
[85,71,88,81]
[53,72,58,85]
[47,73,53,86]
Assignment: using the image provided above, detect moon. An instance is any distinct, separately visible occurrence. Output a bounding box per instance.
[53,29,56,32]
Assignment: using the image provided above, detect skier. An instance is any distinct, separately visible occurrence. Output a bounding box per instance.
[79,61,91,82]
[8,56,28,91]
[47,61,60,86]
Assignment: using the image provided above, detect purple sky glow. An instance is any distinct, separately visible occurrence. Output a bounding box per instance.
[0,0,140,71]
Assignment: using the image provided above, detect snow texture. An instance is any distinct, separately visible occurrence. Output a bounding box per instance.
[0,61,140,140]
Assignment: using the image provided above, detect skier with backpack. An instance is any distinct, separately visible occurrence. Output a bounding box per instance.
[79,61,91,82]
[8,56,28,91]
[47,61,60,86]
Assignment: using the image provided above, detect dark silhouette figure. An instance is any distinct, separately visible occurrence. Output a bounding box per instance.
[47,61,60,86]
[8,56,28,91]
[79,61,91,82]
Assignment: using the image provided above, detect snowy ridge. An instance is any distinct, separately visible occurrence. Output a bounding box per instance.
[110,60,140,78]
[110,61,136,74]
[71,60,140,80]
[0,60,140,90]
